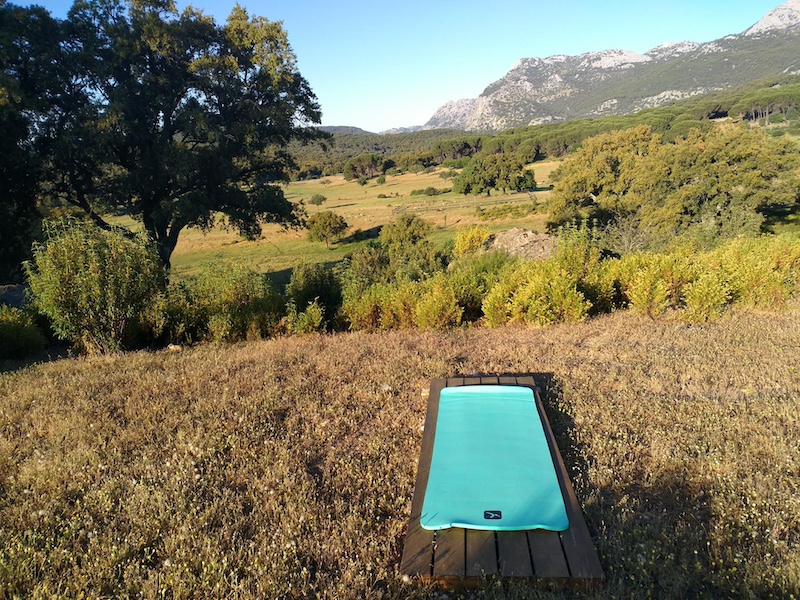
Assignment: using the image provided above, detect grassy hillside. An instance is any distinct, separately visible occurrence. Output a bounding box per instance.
[2,309,799,598]
[167,162,560,280]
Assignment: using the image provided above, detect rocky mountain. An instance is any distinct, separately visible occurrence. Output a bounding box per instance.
[423,0,800,132]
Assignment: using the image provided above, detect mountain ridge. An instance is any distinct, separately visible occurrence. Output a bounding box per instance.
[421,0,800,132]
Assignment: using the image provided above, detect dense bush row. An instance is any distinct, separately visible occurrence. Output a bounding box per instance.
[7,217,800,358]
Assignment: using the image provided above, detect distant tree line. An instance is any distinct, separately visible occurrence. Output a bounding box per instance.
[290,75,800,183]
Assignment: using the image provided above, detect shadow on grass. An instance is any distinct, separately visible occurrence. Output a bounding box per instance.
[0,346,70,374]
[761,201,800,232]
[533,373,727,598]
[340,225,382,244]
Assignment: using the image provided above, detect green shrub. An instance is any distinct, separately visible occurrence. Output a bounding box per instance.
[715,236,800,307]
[682,272,731,323]
[147,281,204,345]
[409,187,449,196]
[0,305,47,360]
[306,211,348,247]
[453,225,491,258]
[509,264,591,326]
[447,252,512,322]
[192,264,284,343]
[482,261,591,327]
[285,261,342,327]
[341,284,386,331]
[553,221,617,313]
[378,280,419,330]
[151,264,283,345]
[308,193,327,206]
[285,299,326,334]
[619,252,695,317]
[25,220,165,354]
[414,275,463,329]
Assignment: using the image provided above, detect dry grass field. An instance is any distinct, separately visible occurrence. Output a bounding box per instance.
[2,308,799,598]
[166,162,559,280]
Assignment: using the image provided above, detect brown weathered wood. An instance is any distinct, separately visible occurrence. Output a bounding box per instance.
[463,377,481,386]
[533,386,604,582]
[400,378,446,575]
[434,528,466,578]
[528,529,570,578]
[409,379,445,519]
[480,375,499,385]
[497,531,533,577]
[399,520,434,576]
[466,530,498,577]
[446,377,465,387]
[498,375,518,386]
[559,517,604,580]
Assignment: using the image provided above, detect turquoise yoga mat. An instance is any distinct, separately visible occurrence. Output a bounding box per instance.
[420,385,569,532]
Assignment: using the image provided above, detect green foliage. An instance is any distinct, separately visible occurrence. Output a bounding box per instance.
[308,194,327,206]
[549,125,800,249]
[414,275,463,329]
[285,262,342,329]
[682,273,731,323]
[453,154,535,196]
[150,264,284,345]
[446,252,512,322]
[714,236,800,307]
[0,3,54,281]
[343,153,388,181]
[482,261,591,327]
[377,214,442,281]
[620,253,695,318]
[285,299,326,334]
[453,225,492,258]
[409,186,449,196]
[26,220,165,354]
[22,1,326,269]
[192,264,284,343]
[306,211,348,247]
[0,305,47,360]
[554,221,617,314]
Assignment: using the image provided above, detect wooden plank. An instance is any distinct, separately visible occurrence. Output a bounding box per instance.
[480,375,499,385]
[528,529,570,578]
[433,528,466,578]
[532,386,604,582]
[516,375,538,393]
[399,520,434,576]
[446,377,465,387]
[463,377,481,386]
[409,379,445,521]
[498,375,518,386]
[400,378,446,576]
[466,530,498,578]
[497,531,533,577]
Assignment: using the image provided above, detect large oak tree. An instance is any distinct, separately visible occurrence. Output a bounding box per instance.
[33,0,327,269]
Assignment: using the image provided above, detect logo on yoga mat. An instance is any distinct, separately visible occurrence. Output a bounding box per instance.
[484,510,502,520]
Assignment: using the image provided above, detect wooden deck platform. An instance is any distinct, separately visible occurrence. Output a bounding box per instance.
[399,376,604,590]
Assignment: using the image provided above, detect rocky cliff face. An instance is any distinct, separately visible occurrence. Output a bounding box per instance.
[423,1,800,132]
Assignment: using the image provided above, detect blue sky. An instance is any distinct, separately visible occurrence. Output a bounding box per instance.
[29,0,785,132]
